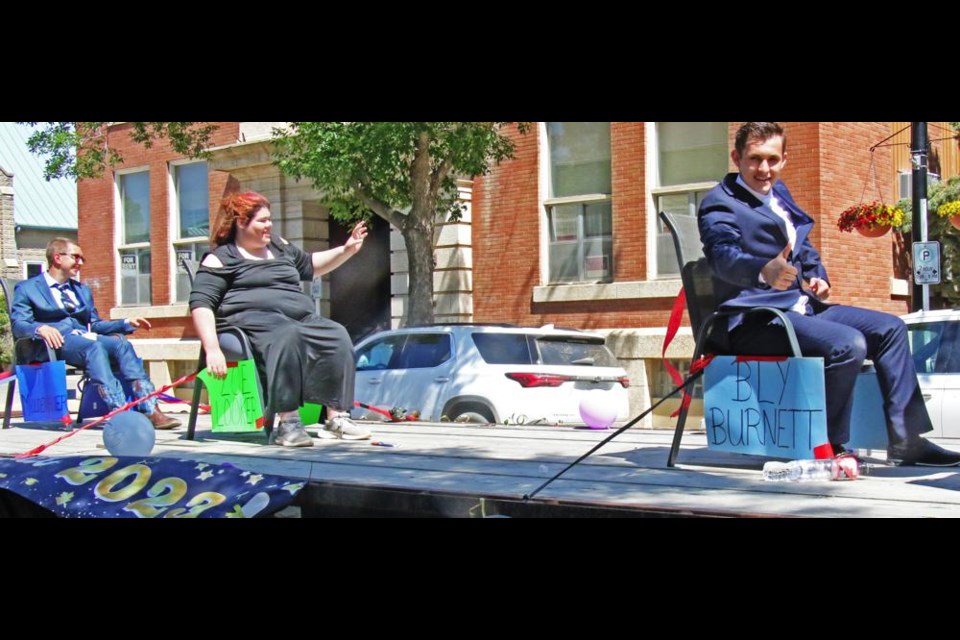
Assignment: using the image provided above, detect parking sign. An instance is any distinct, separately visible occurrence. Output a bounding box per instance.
[913,241,941,285]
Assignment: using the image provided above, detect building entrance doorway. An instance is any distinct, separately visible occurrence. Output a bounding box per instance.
[329,217,391,343]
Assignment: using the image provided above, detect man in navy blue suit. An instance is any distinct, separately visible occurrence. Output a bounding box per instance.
[699,122,959,466]
[10,238,181,429]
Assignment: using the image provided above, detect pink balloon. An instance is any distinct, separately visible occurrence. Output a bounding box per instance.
[579,395,618,430]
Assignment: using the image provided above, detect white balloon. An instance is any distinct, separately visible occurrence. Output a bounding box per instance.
[102,411,156,456]
[579,395,618,430]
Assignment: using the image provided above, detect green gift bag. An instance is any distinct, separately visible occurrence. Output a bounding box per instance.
[197,359,264,433]
[298,402,324,426]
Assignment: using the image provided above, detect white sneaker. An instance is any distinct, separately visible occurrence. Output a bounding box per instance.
[324,415,371,440]
[270,420,314,448]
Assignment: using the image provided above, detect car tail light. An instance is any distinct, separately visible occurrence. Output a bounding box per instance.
[505,373,572,388]
[618,376,630,388]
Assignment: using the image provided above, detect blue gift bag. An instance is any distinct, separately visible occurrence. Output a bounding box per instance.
[15,360,70,422]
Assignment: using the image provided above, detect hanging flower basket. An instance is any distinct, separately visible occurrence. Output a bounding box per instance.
[857,225,891,238]
[837,201,905,238]
[937,200,960,232]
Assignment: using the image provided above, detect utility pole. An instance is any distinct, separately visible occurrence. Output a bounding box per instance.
[911,122,929,312]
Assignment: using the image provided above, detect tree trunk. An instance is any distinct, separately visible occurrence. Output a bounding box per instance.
[401,223,436,326]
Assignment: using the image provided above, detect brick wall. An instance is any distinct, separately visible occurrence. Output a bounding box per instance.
[77,123,240,339]
[475,122,905,332]
[473,123,542,324]
[474,122,680,329]
[815,122,904,314]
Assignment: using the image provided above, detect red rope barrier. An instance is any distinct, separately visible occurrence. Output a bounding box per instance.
[15,370,200,459]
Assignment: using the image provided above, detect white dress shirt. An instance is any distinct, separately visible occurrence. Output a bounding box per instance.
[736,176,809,314]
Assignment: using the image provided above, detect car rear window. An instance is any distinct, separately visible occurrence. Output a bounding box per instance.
[536,337,617,367]
[472,332,617,367]
[472,333,534,364]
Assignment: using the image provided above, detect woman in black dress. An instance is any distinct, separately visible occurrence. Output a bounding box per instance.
[189,191,371,447]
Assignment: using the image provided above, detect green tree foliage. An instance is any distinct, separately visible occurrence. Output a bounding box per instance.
[272,122,530,325]
[0,289,11,369]
[18,122,218,180]
[22,121,530,326]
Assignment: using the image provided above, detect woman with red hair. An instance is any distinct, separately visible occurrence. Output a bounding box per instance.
[189,191,371,447]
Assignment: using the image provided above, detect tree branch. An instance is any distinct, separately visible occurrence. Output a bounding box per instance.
[354,181,405,229]
[410,130,432,215]
[429,156,455,204]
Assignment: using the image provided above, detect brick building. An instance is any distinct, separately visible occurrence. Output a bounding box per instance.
[470,122,947,423]
[75,121,955,422]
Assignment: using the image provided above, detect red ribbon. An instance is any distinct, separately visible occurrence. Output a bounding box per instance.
[16,370,201,459]
[661,288,714,417]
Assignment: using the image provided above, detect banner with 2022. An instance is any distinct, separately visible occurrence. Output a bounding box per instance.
[0,455,305,518]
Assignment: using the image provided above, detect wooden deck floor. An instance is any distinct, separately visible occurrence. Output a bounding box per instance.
[3,414,960,517]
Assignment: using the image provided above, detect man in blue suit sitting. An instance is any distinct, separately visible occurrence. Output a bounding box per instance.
[699,122,959,466]
[10,238,181,429]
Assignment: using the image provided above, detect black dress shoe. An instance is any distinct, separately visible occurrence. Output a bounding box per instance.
[887,438,960,467]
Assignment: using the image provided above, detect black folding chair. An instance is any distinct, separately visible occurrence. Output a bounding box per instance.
[0,276,120,429]
[182,260,275,441]
[658,211,802,467]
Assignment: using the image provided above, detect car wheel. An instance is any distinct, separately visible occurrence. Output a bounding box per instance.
[450,405,495,424]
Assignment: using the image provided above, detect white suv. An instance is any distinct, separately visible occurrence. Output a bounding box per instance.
[351,325,630,425]
[904,308,960,438]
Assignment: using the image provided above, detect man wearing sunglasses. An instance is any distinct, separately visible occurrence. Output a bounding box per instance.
[10,237,181,429]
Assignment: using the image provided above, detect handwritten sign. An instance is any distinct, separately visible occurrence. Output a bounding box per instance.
[197,359,264,433]
[15,360,70,422]
[0,455,304,518]
[703,356,829,458]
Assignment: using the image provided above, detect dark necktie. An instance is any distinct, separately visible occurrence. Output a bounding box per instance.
[53,282,77,314]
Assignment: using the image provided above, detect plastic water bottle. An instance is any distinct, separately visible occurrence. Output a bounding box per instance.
[762,456,862,482]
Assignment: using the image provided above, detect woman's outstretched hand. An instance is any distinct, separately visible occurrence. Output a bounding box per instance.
[344,220,368,255]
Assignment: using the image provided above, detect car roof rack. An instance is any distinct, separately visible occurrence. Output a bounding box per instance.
[426,322,520,328]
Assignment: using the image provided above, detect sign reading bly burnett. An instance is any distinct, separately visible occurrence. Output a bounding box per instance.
[703,356,828,458]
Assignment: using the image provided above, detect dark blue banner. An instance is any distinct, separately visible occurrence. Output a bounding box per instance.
[0,455,305,518]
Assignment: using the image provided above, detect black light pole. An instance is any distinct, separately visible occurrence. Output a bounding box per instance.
[911,122,928,312]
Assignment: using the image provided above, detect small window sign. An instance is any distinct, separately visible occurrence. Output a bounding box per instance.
[176,250,193,273]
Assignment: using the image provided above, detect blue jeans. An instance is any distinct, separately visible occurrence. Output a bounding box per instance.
[58,333,158,414]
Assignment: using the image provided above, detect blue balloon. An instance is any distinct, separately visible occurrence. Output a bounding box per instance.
[102,411,156,456]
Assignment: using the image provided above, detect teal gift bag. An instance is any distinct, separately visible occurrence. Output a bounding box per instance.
[703,356,829,458]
